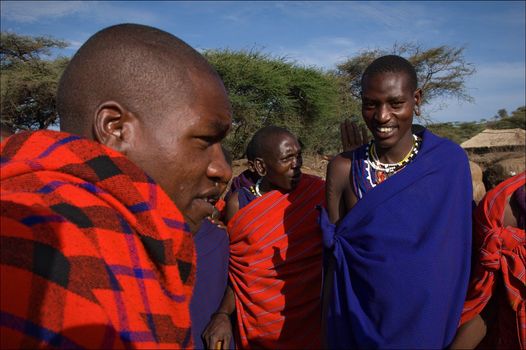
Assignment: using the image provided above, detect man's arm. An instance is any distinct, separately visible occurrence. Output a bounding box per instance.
[223,191,240,225]
[202,284,236,350]
[201,192,240,349]
[449,314,487,349]
[326,154,355,224]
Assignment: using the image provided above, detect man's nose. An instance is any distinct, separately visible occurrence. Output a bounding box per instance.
[292,155,302,169]
[375,104,391,123]
[207,144,232,185]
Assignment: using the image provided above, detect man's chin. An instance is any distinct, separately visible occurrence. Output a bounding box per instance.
[183,215,204,234]
[183,209,214,234]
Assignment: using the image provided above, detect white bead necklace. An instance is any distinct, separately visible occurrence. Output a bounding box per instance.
[254,178,263,197]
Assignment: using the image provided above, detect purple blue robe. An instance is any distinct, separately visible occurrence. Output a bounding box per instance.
[190,219,230,349]
[319,129,473,349]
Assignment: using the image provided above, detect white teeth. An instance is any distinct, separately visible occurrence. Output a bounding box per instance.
[378,127,394,133]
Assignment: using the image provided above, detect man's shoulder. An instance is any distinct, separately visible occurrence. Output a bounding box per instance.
[326,151,355,182]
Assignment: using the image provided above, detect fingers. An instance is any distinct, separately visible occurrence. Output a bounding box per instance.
[202,316,232,350]
[341,119,369,152]
[351,121,361,147]
[340,120,351,152]
[207,333,222,350]
[361,124,369,144]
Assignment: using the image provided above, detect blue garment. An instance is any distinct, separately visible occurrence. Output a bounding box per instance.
[237,186,258,209]
[320,129,473,349]
[190,219,230,349]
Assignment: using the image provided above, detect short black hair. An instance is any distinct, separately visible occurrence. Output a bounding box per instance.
[361,55,418,91]
[249,126,295,159]
[58,23,219,136]
[245,137,257,161]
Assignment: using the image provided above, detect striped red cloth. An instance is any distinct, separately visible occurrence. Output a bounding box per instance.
[460,171,525,349]
[227,174,325,349]
[1,130,195,349]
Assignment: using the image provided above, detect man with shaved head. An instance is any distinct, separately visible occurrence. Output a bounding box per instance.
[321,55,472,348]
[1,23,231,349]
[203,126,326,349]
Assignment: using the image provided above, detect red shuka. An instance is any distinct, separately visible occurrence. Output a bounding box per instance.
[1,131,195,349]
[460,171,525,349]
[227,174,325,349]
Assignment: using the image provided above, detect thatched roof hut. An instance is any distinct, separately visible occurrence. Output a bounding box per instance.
[461,128,525,153]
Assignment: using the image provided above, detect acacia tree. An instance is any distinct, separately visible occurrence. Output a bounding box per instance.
[336,43,476,121]
[1,32,69,131]
[204,49,344,157]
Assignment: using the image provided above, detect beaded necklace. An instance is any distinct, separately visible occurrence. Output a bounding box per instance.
[249,178,263,197]
[365,134,421,185]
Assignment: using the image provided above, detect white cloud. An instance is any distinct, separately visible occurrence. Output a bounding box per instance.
[275,36,363,69]
[1,1,89,23]
[1,1,158,25]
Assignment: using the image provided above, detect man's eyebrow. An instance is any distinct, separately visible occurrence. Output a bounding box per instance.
[205,118,231,137]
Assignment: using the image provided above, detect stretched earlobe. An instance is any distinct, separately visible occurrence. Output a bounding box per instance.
[93,101,131,153]
[254,158,267,177]
[414,105,421,116]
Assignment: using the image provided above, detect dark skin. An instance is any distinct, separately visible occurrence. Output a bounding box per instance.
[92,70,232,234]
[58,24,233,234]
[326,71,422,224]
[202,132,302,350]
[322,71,421,345]
[340,118,369,153]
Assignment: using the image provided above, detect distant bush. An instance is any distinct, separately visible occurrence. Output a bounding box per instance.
[427,106,525,144]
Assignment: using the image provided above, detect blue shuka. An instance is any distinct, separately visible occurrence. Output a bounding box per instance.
[320,129,473,349]
[190,219,230,349]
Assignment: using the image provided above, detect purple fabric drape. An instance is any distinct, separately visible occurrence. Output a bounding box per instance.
[319,129,473,349]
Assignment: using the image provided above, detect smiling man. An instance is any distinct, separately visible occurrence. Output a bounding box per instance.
[322,55,473,348]
[202,126,326,349]
[0,23,231,349]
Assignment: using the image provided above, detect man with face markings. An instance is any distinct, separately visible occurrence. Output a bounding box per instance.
[321,55,473,348]
[203,126,325,349]
[1,24,231,349]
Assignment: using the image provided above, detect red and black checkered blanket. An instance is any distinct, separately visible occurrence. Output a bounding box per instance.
[1,130,195,349]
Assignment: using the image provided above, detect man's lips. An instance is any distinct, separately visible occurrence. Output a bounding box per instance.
[374,125,397,138]
[196,186,224,209]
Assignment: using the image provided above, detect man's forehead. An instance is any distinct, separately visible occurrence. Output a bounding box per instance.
[362,73,412,95]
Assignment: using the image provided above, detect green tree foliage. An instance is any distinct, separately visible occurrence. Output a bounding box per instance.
[427,121,485,144]
[336,43,476,121]
[204,49,345,157]
[487,106,525,129]
[1,32,69,131]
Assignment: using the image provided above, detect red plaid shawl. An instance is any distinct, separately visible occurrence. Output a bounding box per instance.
[460,171,525,349]
[228,174,325,349]
[0,130,195,349]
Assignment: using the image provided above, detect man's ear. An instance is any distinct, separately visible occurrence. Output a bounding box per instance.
[254,158,267,177]
[414,88,423,114]
[247,160,256,173]
[92,101,137,154]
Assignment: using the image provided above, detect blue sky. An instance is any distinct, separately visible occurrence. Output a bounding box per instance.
[1,1,525,123]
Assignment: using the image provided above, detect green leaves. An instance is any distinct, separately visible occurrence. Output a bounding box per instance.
[204,49,345,157]
[1,32,69,131]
